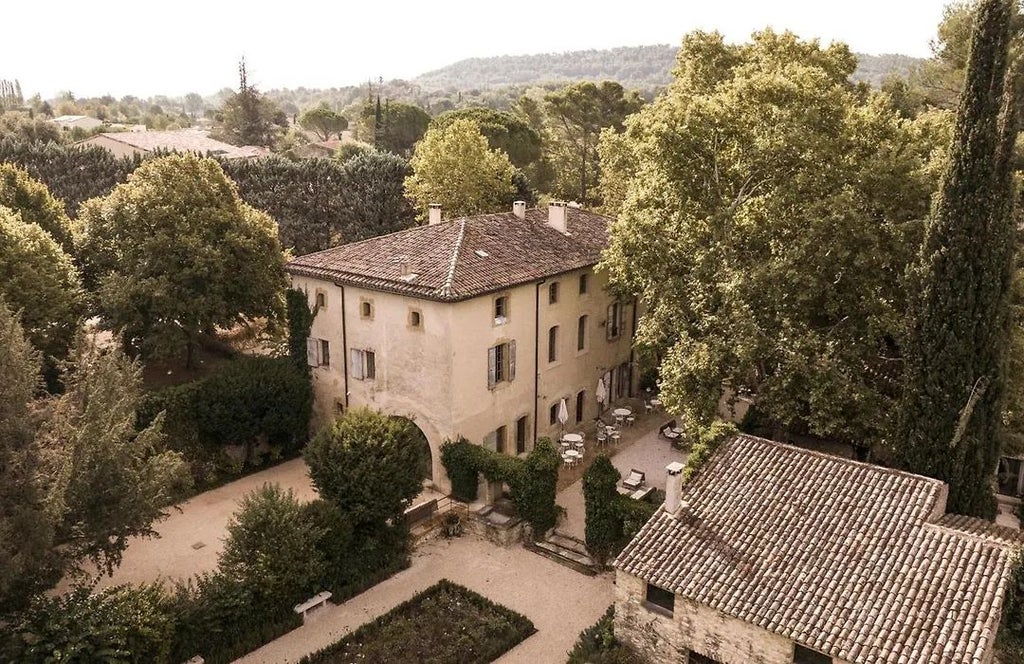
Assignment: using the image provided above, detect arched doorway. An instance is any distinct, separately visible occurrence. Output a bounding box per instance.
[390,416,433,482]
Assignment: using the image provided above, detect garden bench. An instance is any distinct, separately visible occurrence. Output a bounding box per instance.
[294,591,333,621]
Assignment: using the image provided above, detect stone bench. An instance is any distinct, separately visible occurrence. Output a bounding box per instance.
[293,591,333,622]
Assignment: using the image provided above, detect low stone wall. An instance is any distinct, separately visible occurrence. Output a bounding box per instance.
[614,570,801,664]
[465,512,528,548]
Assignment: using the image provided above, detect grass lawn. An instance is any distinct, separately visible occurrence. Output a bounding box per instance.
[298,579,536,664]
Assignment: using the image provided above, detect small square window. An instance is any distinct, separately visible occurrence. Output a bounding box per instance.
[494,295,509,324]
[409,309,422,328]
[315,291,326,308]
[579,273,589,294]
[360,300,373,319]
[645,584,674,614]
[549,281,559,304]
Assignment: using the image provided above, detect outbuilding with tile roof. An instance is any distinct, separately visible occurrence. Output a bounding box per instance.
[614,434,1023,664]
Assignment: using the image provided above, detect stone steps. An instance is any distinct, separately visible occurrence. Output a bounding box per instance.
[526,531,601,576]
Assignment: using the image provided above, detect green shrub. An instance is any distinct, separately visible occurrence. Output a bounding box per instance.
[516,439,561,534]
[682,419,738,483]
[566,606,645,664]
[616,495,658,548]
[441,437,484,501]
[298,579,535,664]
[286,287,315,374]
[583,455,623,564]
[4,583,176,664]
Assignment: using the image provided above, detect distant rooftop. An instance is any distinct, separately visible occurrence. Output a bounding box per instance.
[615,434,1023,664]
[83,129,268,160]
[286,207,611,301]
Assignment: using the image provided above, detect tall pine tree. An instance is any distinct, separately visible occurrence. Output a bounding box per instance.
[895,0,1019,517]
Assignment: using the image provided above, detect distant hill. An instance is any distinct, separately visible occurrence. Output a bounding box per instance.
[414,45,926,92]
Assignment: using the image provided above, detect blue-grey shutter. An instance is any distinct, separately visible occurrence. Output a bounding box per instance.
[508,341,516,381]
[306,338,319,366]
[350,349,363,380]
[488,346,497,388]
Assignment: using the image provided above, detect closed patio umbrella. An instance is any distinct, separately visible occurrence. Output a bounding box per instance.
[558,398,569,436]
[596,377,607,409]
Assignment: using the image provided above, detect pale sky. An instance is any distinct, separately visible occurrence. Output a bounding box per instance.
[4,0,950,99]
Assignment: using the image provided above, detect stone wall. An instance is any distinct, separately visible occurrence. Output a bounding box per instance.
[615,570,808,664]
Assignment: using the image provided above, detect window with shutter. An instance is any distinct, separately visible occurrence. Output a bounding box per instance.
[508,341,516,381]
[350,348,363,380]
[306,338,319,367]
[320,339,330,367]
[365,351,376,379]
[487,346,497,388]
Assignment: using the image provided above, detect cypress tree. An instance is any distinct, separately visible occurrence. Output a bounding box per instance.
[895,0,1019,517]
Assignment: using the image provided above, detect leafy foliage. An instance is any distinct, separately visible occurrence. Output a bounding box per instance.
[582,455,623,564]
[600,30,939,451]
[681,420,738,483]
[336,151,417,240]
[287,288,315,374]
[3,583,176,664]
[213,60,287,147]
[353,99,430,155]
[440,437,484,501]
[305,408,426,529]
[299,102,349,141]
[431,107,542,168]
[405,118,517,219]
[0,136,141,215]
[0,205,84,385]
[895,0,1019,517]
[0,162,74,251]
[297,579,535,664]
[566,606,645,664]
[77,153,287,366]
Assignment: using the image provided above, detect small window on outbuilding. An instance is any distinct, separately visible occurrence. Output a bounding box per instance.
[793,645,832,664]
[644,583,674,615]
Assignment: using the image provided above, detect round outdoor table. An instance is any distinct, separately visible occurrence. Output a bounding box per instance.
[613,408,632,417]
[562,433,583,444]
[650,398,662,408]
[564,449,581,459]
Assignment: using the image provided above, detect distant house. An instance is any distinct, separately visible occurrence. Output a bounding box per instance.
[296,138,341,158]
[51,114,103,131]
[76,129,268,160]
[614,434,1022,664]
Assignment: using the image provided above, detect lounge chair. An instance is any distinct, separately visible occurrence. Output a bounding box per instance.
[622,469,645,491]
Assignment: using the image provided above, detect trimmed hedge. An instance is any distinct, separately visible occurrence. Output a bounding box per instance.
[439,437,561,535]
[297,579,536,664]
[583,456,661,564]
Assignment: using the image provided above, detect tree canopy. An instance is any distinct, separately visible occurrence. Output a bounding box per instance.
[0,205,84,381]
[353,99,430,155]
[404,118,517,220]
[601,29,938,450]
[298,103,348,141]
[214,60,287,147]
[431,107,542,169]
[76,153,287,366]
[0,163,74,251]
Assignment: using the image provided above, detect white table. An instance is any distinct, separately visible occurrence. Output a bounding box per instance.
[562,433,583,444]
[650,398,662,408]
[564,449,581,459]
[613,408,632,417]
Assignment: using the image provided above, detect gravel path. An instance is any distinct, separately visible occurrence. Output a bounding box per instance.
[235,536,614,664]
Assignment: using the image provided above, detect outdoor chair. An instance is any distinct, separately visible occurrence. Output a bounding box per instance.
[626,415,636,426]
[622,469,645,491]
[596,430,607,446]
[644,401,653,414]
[660,426,680,442]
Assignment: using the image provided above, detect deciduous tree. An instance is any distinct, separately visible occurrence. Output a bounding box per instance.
[0,163,74,251]
[298,102,348,141]
[77,153,286,366]
[405,118,516,220]
[895,0,1019,517]
[601,30,938,451]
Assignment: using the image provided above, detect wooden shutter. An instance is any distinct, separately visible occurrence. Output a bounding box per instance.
[366,351,376,379]
[606,304,615,340]
[350,349,363,380]
[508,341,516,381]
[487,346,497,388]
[306,338,319,367]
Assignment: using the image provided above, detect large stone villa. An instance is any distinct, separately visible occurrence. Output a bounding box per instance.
[614,434,1022,664]
[286,202,637,491]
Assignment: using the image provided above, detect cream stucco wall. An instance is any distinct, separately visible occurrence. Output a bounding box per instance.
[290,264,635,494]
[615,570,848,664]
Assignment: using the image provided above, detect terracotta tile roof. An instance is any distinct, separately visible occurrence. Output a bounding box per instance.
[614,434,1020,664]
[86,130,267,159]
[285,208,610,301]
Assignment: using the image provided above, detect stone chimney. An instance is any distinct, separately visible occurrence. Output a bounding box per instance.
[547,201,567,233]
[513,200,526,219]
[428,203,442,226]
[664,461,685,515]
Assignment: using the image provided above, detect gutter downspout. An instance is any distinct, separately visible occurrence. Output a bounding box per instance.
[533,279,545,445]
[337,283,349,409]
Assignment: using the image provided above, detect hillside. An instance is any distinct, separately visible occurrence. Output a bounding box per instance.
[413,45,925,92]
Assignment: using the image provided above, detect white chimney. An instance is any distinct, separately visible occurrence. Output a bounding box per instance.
[664,461,685,515]
[513,200,526,219]
[547,201,567,233]
[428,203,442,225]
